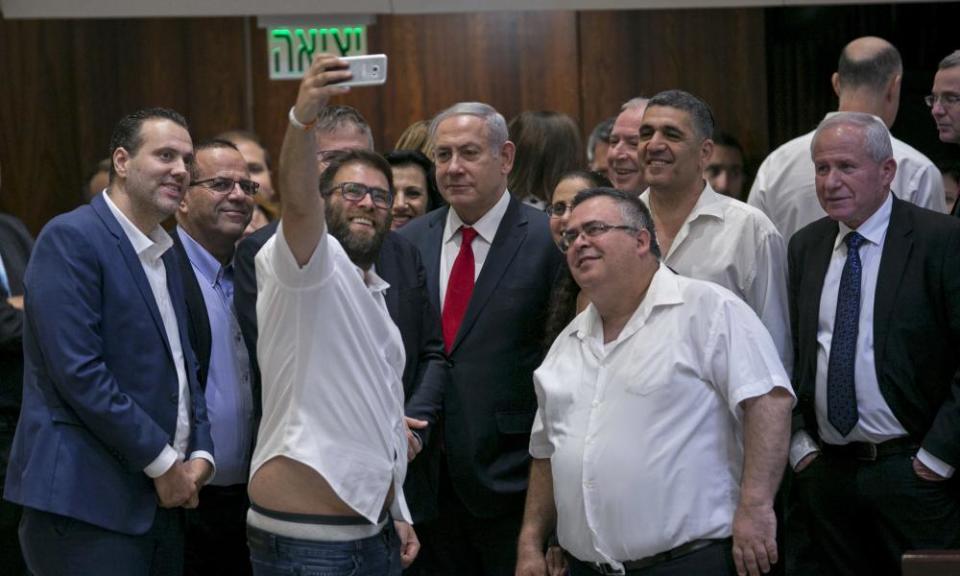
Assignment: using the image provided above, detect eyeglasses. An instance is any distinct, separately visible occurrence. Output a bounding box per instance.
[559,221,639,251]
[925,93,960,108]
[325,182,394,209]
[546,201,572,218]
[191,177,259,196]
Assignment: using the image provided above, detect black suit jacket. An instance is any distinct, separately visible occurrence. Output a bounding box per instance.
[234,222,449,522]
[398,195,564,519]
[788,197,960,467]
[0,213,33,478]
[171,230,212,390]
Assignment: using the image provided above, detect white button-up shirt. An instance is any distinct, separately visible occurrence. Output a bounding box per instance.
[530,267,793,570]
[640,183,792,372]
[252,225,411,523]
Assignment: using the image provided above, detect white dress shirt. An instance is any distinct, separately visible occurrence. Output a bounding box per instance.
[788,193,953,477]
[749,114,945,241]
[102,191,214,478]
[640,183,792,372]
[251,224,411,523]
[439,189,511,310]
[529,266,794,570]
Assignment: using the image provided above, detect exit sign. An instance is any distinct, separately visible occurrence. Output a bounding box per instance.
[268,26,368,80]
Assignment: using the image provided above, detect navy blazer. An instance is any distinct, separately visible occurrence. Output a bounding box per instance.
[234,222,448,522]
[4,194,213,535]
[789,197,960,467]
[398,195,564,519]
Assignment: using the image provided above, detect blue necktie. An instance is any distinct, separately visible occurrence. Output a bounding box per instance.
[827,231,864,437]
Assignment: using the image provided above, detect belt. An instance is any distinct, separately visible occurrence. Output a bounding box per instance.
[820,437,918,462]
[573,538,726,574]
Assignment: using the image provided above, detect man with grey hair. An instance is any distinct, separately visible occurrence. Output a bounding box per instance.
[638,89,791,371]
[788,112,960,574]
[930,51,960,216]
[516,187,794,576]
[399,101,563,575]
[586,117,615,179]
[607,97,648,193]
[315,104,375,171]
[750,36,944,240]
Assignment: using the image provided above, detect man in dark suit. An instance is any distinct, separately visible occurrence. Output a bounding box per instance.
[0,161,33,575]
[788,111,960,575]
[4,108,214,576]
[234,146,447,528]
[171,139,256,576]
[398,102,564,575]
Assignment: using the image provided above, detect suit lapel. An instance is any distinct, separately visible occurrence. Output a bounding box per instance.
[422,209,446,314]
[873,198,912,369]
[91,195,173,362]
[378,233,401,321]
[450,196,527,354]
[801,220,838,385]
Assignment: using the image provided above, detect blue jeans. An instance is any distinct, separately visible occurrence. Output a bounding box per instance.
[247,523,401,576]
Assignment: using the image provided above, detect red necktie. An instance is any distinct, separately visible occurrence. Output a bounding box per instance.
[442,227,478,352]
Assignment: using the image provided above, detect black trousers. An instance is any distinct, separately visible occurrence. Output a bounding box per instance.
[793,450,960,576]
[184,483,252,576]
[566,540,735,576]
[406,458,522,576]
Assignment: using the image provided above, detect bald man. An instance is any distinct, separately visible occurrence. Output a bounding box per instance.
[750,36,944,241]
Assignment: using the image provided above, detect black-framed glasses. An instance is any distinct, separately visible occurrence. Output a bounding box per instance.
[546,201,572,218]
[191,177,259,196]
[324,182,394,209]
[925,93,960,108]
[560,221,638,251]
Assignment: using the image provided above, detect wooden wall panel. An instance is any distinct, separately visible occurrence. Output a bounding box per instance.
[578,9,769,171]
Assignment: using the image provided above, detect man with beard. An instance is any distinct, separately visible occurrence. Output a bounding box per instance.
[234,130,447,534]
[4,108,214,575]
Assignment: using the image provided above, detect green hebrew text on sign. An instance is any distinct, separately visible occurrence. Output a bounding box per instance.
[269,27,367,80]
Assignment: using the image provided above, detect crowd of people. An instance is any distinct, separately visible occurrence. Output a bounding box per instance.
[0,34,958,576]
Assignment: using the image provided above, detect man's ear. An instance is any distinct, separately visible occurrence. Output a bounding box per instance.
[113,148,130,180]
[499,140,516,176]
[831,72,842,98]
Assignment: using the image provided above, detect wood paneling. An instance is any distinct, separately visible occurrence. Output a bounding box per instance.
[0,4,955,235]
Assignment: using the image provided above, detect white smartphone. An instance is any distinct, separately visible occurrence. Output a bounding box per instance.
[338,54,388,87]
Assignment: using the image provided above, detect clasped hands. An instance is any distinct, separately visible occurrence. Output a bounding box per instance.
[154,459,213,509]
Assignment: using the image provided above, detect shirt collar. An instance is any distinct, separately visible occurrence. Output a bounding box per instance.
[572,265,684,345]
[176,226,228,287]
[363,263,391,295]
[834,192,893,251]
[443,188,511,245]
[640,180,725,225]
[103,190,173,263]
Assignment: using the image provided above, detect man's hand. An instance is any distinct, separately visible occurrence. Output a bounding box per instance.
[515,542,547,576]
[291,54,352,129]
[794,451,819,473]
[545,545,568,576]
[405,417,428,461]
[394,521,420,568]
[732,502,778,576]
[6,295,23,309]
[154,461,197,508]
[913,456,947,482]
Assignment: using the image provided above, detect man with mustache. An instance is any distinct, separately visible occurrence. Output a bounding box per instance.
[4,108,214,575]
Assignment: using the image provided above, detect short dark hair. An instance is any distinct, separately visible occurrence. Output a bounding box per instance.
[384,149,444,211]
[190,138,240,180]
[711,130,744,156]
[316,105,374,150]
[318,149,394,197]
[646,90,715,142]
[108,108,189,181]
[837,41,902,93]
[571,187,661,259]
[556,169,613,192]
[217,129,271,169]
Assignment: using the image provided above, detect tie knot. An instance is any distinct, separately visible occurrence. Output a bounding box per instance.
[460,227,478,245]
[845,231,864,251]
